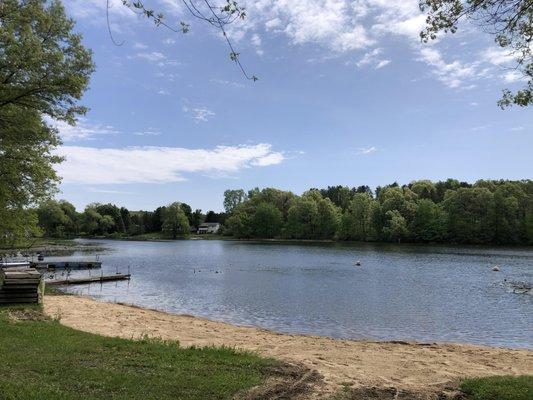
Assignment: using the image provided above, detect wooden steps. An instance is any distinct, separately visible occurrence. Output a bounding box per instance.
[0,267,43,305]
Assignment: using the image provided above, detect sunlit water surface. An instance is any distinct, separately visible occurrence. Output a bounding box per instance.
[49,239,532,348]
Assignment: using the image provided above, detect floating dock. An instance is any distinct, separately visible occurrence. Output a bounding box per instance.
[31,261,102,270]
[47,273,130,286]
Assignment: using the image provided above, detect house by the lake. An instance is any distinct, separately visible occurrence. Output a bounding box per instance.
[197,222,220,234]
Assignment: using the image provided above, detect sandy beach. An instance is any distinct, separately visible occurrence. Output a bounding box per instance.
[44,295,533,396]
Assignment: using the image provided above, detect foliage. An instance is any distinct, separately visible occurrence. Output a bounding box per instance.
[0,108,60,244]
[224,180,532,244]
[251,202,283,238]
[0,306,276,399]
[460,375,533,400]
[34,179,533,245]
[420,0,532,107]
[162,202,190,239]
[223,189,247,213]
[0,0,93,244]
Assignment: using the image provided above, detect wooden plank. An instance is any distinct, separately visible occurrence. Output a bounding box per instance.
[0,293,38,298]
[47,274,130,286]
[0,298,39,304]
[0,285,40,290]
[3,279,41,284]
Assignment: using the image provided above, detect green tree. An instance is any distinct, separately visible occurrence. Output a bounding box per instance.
[225,209,253,238]
[315,197,340,239]
[0,0,93,243]
[99,215,115,235]
[284,198,319,239]
[223,189,247,213]
[162,202,190,239]
[411,199,447,242]
[191,209,204,230]
[251,203,283,238]
[81,207,102,236]
[37,200,70,237]
[339,193,375,241]
[382,210,409,243]
[443,187,495,244]
[410,180,438,201]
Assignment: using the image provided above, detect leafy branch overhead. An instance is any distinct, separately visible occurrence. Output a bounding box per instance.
[420,0,532,108]
[117,0,258,81]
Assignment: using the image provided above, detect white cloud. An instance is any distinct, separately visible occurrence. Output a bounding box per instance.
[87,188,136,195]
[163,38,176,45]
[210,79,246,88]
[355,48,382,67]
[251,33,264,56]
[481,47,515,66]
[418,48,478,88]
[46,117,119,142]
[67,0,134,20]
[182,105,215,122]
[134,51,167,63]
[133,42,148,49]
[157,89,171,95]
[501,70,524,83]
[56,144,285,184]
[357,146,377,155]
[375,59,391,69]
[133,128,162,136]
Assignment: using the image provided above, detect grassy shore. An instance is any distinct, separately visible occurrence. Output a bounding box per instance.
[0,305,305,400]
[1,301,531,399]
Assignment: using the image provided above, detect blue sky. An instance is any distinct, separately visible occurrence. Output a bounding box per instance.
[54,0,532,212]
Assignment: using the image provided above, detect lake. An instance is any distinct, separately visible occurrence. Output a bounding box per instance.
[53,239,533,349]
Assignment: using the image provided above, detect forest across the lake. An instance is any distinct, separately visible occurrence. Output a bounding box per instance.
[34,179,532,246]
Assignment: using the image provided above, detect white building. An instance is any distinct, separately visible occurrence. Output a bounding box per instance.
[197,222,220,234]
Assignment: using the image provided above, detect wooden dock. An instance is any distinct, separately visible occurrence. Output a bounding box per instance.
[0,267,43,304]
[47,274,131,286]
[32,261,102,270]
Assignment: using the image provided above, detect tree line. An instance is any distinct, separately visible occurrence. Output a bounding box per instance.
[223,179,533,245]
[36,201,226,240]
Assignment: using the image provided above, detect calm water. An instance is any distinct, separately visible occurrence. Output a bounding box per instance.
[54,239,532,348]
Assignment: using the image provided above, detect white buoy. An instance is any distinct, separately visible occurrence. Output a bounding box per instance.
[492,266,500,272]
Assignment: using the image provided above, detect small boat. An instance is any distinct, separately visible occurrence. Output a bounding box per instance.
[492,266,500,272]
[354,260,361,266]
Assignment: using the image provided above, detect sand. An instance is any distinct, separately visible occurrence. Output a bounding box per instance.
[43,295,532,396]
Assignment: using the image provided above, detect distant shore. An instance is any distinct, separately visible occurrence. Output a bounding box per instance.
[0,238,108,256]
[44,294,533,396]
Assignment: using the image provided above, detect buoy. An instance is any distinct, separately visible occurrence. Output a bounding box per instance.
[492,266,500,272]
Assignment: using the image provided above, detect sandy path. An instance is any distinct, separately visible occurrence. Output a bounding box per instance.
[44,295,532,395]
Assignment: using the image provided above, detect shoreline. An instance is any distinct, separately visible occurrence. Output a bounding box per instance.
[78,235,533,249]
[43,294,533,395]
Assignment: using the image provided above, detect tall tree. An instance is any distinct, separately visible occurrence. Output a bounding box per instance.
[162,202,190,239]
[223,189,247,213]
[0,0,94,243]
[251,202,283,238]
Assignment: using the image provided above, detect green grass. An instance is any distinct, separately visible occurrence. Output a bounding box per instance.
[460,376,533,400]
[0,306,278,400]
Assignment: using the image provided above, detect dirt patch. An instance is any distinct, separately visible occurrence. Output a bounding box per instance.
[241,362,323,400]
[6,308,49,322]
